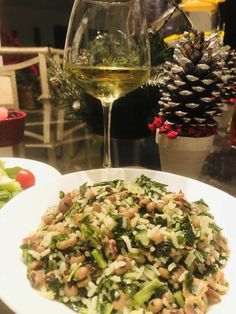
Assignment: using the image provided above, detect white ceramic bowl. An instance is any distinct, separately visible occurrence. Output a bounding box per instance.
[0,168,235,314]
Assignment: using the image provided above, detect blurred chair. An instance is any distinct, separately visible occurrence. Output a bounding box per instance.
[0,69,25,156]
[0,70,19,108]
[0,47,91,167]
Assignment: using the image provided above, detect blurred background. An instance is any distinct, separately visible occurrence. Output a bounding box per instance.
[1,0,233,49]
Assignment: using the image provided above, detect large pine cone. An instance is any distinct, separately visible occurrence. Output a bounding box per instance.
[158,30,230,131]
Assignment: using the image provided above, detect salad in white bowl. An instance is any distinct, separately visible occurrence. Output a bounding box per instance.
[0,158,61,208]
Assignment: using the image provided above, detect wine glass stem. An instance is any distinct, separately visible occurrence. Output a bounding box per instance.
[101,101,113,168]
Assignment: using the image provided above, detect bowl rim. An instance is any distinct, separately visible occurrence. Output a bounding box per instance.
[0,111,26,122]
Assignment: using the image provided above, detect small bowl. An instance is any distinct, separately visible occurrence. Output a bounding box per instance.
[0,111,26,147]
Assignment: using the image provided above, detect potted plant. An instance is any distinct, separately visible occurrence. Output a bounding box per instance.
[16,65,40,110]
[148,29,231,178]
[0,107,26,147]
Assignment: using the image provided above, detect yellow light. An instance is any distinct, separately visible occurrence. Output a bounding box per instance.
[182,0,217,12]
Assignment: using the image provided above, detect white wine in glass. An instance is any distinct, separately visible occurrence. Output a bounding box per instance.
[64,0,150,168]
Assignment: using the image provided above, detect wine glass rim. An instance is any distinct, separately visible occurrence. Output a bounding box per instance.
[81,0,136,5]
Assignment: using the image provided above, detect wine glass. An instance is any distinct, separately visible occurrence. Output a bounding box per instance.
[64,0,150,168]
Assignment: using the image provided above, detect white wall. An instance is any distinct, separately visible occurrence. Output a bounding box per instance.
[1,3,72,47]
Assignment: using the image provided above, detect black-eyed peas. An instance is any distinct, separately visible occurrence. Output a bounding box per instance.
[107,194,117,203]
[146,201,157,212]
[192,216,200,228]
[42,214,54,225]
[23,234,42,245]
[33,245,45,253]
[139,196,150,207]
[86,189,95,200]
[156,200,165,212]
[69,255,85,265]
[147,298,163,313]
[74,266,90,281]
[63,283,79,297]
[30,260,44,271]
[104,239,118,260]
[150,230,164,244]
[58,193,72,214]
[76,277,90,288]
[118,206,138,219]
[56,236,77,250]
[158,267,170,279]
[112,291,126,310]
[114,255,131,275]
[170,248,177,258]
[29,270,45,288]
[92,202,102,212]
[162,291,174,303]
[119,190,129,199]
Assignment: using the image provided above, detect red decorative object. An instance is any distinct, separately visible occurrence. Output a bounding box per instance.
[228,97,236,105]
[0,111,26,147]
[229,105,236,148]
[148,117,218,139]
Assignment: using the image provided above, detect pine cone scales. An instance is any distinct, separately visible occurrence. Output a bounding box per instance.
[159,30,228,134]
[221,50,236,104]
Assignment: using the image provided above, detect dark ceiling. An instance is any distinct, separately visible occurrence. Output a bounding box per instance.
[1,0,74,9]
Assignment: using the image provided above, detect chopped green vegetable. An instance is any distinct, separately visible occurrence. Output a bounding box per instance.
[48,278,61,297]
[5,166,22,178]
[0,162,22,208]
[209,223,223,233]
[100,303,113,314]
[59,191,65,199]
[193,199,212,214]
[93,180,121,188]
[80,225,100,247]
[68,302,87,313]
[154,284,169,298]
[124,284,139,296]
[180,216,195,246]
[65,203,80,217]
[22,249,33,264]
[79,182,88,195]
[68,263,82,281]
[0,180,21,193]
[92,249,107,269]
[153,242,173,257]
[133,278,165,305]
[173,290,185,307]
[136,175,167,195]
[96,276,112,294]
[110,290,121,301]
[96,301,113,314]
[184,272,194,293]
[135,230,150,246]
[154,215,168,227]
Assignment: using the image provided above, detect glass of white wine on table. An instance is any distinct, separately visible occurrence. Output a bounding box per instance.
[64,0,150,168]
